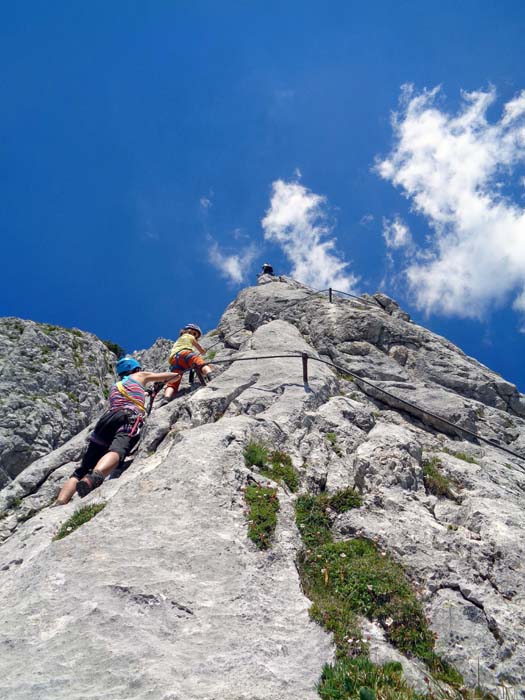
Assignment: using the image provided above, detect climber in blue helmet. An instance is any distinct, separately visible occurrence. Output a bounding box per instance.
[55,357,180,505]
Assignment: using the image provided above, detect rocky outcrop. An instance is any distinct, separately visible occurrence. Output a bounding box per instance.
[0,318,116,487]
[0,279,524,699]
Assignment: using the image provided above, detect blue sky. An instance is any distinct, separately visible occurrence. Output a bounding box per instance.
[2,1,525,391]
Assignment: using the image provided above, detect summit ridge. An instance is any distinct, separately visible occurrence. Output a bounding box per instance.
[0,276,524,699]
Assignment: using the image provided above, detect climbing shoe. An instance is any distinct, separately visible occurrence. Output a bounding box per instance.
[76,470,105,498]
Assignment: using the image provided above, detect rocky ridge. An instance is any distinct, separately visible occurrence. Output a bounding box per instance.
[0,277,524,699]
[0,318,116,488]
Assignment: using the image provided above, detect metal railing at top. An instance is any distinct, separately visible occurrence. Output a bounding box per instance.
[258,284,400,320]
[193,350,525,469]
[193,279,523,467]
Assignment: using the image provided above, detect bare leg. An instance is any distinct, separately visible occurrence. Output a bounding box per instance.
[55,477,79,505]
[92,451,120,478]
[164,372,182,400]
[76,451,121,498]
[58,438,106,504]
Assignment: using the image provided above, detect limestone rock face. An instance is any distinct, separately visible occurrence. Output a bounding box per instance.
[134,336,173,372]
[0,279,524,699]
[0,318,116,487]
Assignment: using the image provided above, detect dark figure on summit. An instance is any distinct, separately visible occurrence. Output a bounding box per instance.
[55,358,179,505]
[261,262,274,276]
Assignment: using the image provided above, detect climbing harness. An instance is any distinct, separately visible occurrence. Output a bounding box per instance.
[107,382,165,479]
[169,350,200,372]
[126,382,163,450]
[115,381,146,414]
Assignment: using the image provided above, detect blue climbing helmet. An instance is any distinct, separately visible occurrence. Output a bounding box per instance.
[116,357,142,378]
[183,323,202,338]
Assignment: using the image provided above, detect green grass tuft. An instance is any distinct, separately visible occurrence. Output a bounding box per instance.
[293,490,482,696]
[295,493,333,548]
[244,485,279,550]
[422,457,459,501]
[261,450,299,492]
[309,601,362,657]
[41,323,61,334]
[318,655,426,700]
[329,488,362,513]
[54,503,106,541]
[244,444,300,491]
[298,537,470,689]
[73,353,84,368]
[295,490,362,549]
[326,432,338,446]
[298,539,437,659]
[205,349,217,360]
[243,441,268,468]
[102,339,125,358]
[325,432,343,456]
[443,448,477,464]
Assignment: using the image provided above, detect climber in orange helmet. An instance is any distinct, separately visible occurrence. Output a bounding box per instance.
[164,323,213,401]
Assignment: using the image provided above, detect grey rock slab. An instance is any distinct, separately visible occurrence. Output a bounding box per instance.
[353,422,423,492]
[134,336,175,372]
[223,279,524,421]
[0,417,332,700]
[430,588,516,690]
[297,396,374,492]
[331,341,412,382]
[333,424,525,694]
[360,619,434,694]
[0,424,93,515]
[218,276,323,347]
[192,320,336,428]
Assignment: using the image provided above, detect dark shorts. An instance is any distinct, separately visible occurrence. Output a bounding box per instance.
[72,409,142,480]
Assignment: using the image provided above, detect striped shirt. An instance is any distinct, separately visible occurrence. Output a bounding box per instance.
[109,377,146,415]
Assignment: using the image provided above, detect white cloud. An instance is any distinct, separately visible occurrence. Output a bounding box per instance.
[200,196,212,210]
[261,180,358,292]
[377,85,525,318]
[360,213,375,227]
[232,227,250,241]
[382,216,412,249]
[513,289,525,312]
[208,241,257,285]
[514,289,525,333]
